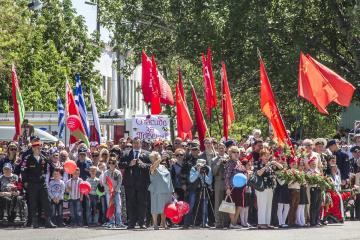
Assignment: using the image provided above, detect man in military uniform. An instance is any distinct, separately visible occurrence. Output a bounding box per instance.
[349,146,360,174]
[327,139,350,186]
[22,138,56,228]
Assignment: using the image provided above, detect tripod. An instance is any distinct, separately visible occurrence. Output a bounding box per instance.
[193,178,215,228]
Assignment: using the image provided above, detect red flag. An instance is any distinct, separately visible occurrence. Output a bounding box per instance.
[141,51,153,103]
[177,69,192,140]
[159,73,174,106]
[105,176,115,219]
[11,65,25,140]
[202,48,217,119]
[221,62,235,140]
[66,82,89,146]
[176,83,193,140]
[260,57,290,146]
[298,52,338,114]
[142,51,174,107]
[178,68,185,100]
[150,56,162,114]
[191,85,207,151]
[306,54,355,107]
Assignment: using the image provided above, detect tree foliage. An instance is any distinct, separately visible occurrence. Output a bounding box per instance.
[0,0,104,113]
[101,0,360,139]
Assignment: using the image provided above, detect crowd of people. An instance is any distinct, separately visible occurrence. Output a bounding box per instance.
[1,129,360,230]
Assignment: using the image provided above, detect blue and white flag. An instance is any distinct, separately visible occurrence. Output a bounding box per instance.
[75,74,90,137]
[90,88,101,144]
[57,94,65,138]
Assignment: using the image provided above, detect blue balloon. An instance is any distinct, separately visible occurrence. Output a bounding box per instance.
[232,173,247,188]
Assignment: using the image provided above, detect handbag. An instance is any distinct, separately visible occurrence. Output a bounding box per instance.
[219,195,236,214]
[248,173,265,192]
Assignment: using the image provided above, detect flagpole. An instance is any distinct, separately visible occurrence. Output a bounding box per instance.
[64,80,68,147]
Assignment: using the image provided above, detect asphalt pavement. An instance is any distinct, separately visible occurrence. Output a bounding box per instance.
[0,222,358,240]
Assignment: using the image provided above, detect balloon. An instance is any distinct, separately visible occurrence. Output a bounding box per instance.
[66,115,82,131]
[164,203,179,219]
[171,214,182,224]
[79,181,91,195]
[63,160,77,174]
[232,173,247,188]
[176,201,190,216]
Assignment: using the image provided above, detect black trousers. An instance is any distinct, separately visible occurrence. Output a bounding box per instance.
[174,188,185,201]
[125,187,147,227]
[310,187,321,226]
[51,200,63,226]
[28,183,51,224]
[0,195,21,222]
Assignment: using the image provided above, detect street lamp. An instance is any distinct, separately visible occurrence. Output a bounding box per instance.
[28,0,43,11]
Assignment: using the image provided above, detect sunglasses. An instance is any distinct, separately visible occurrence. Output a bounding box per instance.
[108,162,116,165]
[176,154,184,157]
[9,148,17,151]
[53,154,59,157]
[92,154,99,157]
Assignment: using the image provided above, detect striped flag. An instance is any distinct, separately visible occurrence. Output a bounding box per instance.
[75,74,90,137]
[90,88,101,144]
[11,65,25,140]
[66,81,90,147]
[57,94,65,138]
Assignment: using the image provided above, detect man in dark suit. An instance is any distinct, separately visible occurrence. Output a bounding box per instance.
[119,137,151,229]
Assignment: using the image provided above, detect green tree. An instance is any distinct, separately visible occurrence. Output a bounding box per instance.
[101,0,360,139]
[0,0,105,113]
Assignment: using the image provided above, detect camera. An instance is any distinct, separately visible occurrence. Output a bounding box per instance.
[200,165,209,175]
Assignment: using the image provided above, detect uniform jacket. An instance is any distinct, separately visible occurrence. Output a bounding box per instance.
[22,153,51,186]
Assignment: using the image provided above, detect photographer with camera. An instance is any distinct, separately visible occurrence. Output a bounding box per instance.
[184,159,213,228]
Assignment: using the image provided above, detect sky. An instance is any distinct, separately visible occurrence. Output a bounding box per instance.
[71,0,111,43]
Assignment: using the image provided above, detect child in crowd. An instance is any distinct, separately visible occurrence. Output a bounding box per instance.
[240,159,252,227]
[276,165,290,228]
[97,162,107,225]
[288,159,301,227]
[66,168,83,227]
[86,166,100,226]
[296,160,308,227]
[48,168,65,227]
[102,157,125,229]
